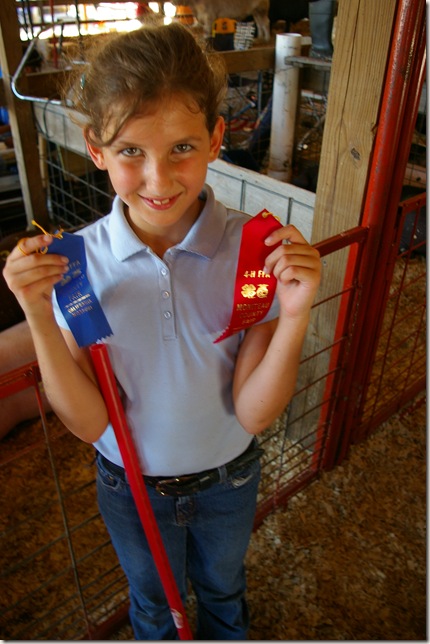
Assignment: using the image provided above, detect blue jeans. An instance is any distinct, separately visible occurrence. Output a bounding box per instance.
[96,452,260,640]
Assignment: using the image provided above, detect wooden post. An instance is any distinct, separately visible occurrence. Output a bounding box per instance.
[312,0,397,243]
[0,0,48,229]
[291,0,398,444]
[309,0,397,333]
[309,0,397,335]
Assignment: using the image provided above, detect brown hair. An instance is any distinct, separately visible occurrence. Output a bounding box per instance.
[64,22,227,146]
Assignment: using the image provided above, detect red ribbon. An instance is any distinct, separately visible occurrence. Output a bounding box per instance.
[215,210,282,343]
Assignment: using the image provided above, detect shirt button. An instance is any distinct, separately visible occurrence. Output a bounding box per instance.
[160,268,168,276]
[162,291,170,299]
[163,311,172,319]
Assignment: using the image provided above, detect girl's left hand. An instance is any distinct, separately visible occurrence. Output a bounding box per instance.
[264,225,321,319]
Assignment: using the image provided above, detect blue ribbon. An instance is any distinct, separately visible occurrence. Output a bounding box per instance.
[48,232,113,347]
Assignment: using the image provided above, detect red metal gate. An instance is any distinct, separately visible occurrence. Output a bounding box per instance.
[324,0,426,465]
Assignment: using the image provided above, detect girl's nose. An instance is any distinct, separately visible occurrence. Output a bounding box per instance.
[143,157,172,195]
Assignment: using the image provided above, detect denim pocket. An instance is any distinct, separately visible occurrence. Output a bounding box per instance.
[96,452,125,491]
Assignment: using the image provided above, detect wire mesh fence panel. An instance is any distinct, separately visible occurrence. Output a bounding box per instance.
[0,364,128,640]
[255,226,369,525]
[34,101,114,231]
[359,192,426,435]
[43,142,113,231]
[350,72,426,443]
[224,73,270,134]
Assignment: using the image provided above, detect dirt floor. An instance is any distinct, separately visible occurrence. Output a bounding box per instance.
[245,393,426,641]
[109,391,426,641]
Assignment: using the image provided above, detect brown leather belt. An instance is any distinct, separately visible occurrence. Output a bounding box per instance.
[98,440,264,497]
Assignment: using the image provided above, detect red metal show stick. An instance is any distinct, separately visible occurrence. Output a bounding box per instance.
[90,343,193,640]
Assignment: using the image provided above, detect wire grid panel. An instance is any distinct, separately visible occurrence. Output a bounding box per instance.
[254,229,368,525]
[360,193,426,432]
[34,101,113,231]
[0,364,128,640]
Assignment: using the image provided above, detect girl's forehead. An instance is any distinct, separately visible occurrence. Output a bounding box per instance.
[136,94,202,118]
[109,98,207,142]
[139,92,201,116]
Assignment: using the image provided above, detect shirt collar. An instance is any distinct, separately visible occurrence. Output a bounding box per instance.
[109,197,146,261]
[176,185,226,259]
[109,184,227,262]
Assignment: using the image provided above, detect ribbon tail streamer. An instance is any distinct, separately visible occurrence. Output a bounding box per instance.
[55,275,113,348]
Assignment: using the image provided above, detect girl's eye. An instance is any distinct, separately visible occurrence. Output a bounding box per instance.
[121,147,141,157]
[174,143,192,153]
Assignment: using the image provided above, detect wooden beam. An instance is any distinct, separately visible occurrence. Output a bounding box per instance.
[309,0,397,338]
[0,0,48,228]
[312,0,397,242]
[26,70,68,100]
[292,0,398,444]
[219,47,274,73]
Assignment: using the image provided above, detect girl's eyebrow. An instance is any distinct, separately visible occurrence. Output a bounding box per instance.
[113,140,139,148]
[173,134,205,144]
[114,133,205,148]
[110,134,139,147]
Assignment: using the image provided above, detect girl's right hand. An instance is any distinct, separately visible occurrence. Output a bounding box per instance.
[2,234,69,320]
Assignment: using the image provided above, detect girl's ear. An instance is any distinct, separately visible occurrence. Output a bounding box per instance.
[209,116,226,162]
[85,137,107,170]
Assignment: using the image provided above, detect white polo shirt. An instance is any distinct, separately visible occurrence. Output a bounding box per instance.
[54,185,280,476]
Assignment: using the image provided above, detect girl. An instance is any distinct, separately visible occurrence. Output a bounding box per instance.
[4,23,321,639]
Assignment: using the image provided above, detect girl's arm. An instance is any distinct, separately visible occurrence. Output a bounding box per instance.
[233,225,321,434]
[2,234,109,442]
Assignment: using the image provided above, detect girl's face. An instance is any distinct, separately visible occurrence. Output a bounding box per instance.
[86,96,225,250]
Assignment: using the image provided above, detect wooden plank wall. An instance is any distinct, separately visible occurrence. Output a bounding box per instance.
[312,0,397,243]
[207,159,315,239]
[309,0,397,337]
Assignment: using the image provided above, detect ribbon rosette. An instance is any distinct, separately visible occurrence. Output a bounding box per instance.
[214,209,282,343]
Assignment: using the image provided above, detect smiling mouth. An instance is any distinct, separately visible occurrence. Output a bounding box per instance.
[139,191,181,210]
[148,198,168,205]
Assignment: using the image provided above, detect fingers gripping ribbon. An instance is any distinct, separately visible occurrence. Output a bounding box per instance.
[17,220,64,256]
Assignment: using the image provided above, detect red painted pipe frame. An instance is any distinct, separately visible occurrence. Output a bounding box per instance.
[90,343,193,640]
[325,0,426,465]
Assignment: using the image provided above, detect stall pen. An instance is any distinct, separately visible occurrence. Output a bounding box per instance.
[90,342,193,640]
